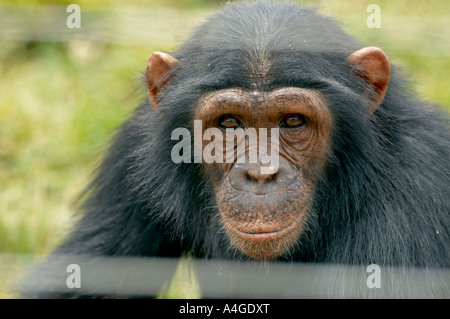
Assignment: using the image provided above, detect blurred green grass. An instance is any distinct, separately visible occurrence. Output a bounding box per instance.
[0,0,449,298]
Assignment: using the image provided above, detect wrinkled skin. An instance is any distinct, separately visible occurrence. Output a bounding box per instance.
[196,88,332,259]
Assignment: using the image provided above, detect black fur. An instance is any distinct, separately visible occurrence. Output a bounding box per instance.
[26,1,449,298]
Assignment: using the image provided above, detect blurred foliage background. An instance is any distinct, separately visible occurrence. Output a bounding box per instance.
[0,0,449,298]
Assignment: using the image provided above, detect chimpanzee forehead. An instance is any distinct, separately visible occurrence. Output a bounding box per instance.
[195,87,329,122]
[198,87,323,108]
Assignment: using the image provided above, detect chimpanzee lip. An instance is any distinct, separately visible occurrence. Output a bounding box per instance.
[224,212,304,242]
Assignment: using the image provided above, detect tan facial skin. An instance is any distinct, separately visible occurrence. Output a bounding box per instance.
[145,47,390,260]
[196,88,332,260]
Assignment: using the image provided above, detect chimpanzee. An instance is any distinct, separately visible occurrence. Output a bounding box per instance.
[24,1,449,298]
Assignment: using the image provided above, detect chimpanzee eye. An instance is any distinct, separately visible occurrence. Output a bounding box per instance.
[218,114,243,129]
[280,114,306,128]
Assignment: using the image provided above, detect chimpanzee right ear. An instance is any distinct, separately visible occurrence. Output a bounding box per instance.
[145,52,180,110]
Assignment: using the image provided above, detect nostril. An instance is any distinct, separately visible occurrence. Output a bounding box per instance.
[246,173,257,182]
[265,172,277,183]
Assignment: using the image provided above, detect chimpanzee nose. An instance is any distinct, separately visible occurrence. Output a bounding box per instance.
[229,160,296,195]
[246,165,277,187]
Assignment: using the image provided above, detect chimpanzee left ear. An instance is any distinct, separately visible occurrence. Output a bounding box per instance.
[145,52,180,110]
[347,47,390,113]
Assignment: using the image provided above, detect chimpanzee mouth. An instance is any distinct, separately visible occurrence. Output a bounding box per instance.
[221,210,308,260]
[217,180,310,234]
[216,166,314,259]
[223,212,305,242]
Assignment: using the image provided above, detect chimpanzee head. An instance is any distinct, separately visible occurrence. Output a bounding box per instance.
[143,3,390,260]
